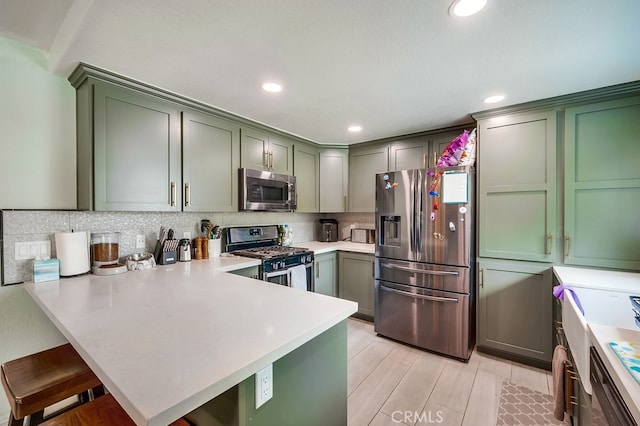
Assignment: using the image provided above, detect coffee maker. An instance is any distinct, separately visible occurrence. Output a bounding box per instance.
[317,219,338,242]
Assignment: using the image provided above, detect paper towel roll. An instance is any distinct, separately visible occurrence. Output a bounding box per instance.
[55,231,90,276]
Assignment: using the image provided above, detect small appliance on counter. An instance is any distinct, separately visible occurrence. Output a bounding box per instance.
[54,231,91,277]
[318,219,338,242]
[351,228,375,244]
[90,232,127,275]
[178,239,191,262]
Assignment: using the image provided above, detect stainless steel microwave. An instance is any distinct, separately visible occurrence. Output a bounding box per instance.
[239,168,297,211]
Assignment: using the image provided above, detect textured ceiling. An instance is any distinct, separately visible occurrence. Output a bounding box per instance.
[1,0,639,144]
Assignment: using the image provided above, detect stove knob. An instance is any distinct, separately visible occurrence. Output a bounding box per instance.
[272,262,279,271]
[307,255,312,263]
[279,260,286,269]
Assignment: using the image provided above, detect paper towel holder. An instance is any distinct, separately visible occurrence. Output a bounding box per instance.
[54,231,91,277]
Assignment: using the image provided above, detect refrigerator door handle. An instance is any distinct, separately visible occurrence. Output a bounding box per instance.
[381,284,459,303]
[414,170,423,260]
[379,262,459,276]
[410,171,417,256]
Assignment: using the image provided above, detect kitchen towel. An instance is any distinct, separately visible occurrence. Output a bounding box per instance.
[54,231,90,276]
[609,341,640,385]
[553,285,585,316]
[290,264,307,291]
[552,344,571,421]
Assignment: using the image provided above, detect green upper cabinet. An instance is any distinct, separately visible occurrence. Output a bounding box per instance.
[348,143,389,212]
[92,83,182,211]
[564,96,640,270]
[319,148,348,212]
[293,143,320,212]
[477,111,557,262]
[182,110,240,212]
[388,128,471,172]
[240,126,293,175]
[389,137,429,171]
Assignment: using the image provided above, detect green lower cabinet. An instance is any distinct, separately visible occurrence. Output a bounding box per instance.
[338,252,374,319]
[477,258,553,366]
[185,321,348,426]
[314,252,337,297]
[229,266,260,279]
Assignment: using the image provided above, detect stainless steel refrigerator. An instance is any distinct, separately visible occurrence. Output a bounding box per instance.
[374,166,475,360]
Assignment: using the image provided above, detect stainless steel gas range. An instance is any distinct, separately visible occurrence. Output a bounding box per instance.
[224,225,314,290]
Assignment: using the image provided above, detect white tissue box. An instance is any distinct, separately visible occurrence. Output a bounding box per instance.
[33,259,60,282]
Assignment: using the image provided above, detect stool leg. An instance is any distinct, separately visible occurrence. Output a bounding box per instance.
[27,410,44,426]
[91,385,105,399]
[8,413,22,426]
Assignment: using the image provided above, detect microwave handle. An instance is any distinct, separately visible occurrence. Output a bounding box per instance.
[287,183,295,205]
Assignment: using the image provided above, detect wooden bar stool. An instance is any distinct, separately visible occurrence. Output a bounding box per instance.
[1,343,103,426]
[39,394,191,426]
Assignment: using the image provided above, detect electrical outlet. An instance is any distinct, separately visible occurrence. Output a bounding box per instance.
[135,235,145,249]
[255,364,273,409]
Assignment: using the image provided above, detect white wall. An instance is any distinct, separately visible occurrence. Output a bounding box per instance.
[0,35,76,209]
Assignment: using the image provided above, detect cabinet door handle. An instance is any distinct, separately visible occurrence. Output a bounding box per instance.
[479,268,484,288]
[270,151,274,169]
[184,183,191,207]
[344,195,347,212]
[170,181,176,207]
[545,234,553,255]
[316,262,319,278]
[264,151,269,168]
[565,235,572,259]
[422,154,427,169]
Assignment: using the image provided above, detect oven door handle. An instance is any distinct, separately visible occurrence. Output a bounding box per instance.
[380,284,458,303]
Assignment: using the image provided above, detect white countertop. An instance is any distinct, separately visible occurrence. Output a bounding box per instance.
[553,265,640,293]
[553,266,640,422]
[24,258,357,426]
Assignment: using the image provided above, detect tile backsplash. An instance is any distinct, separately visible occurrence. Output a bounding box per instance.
[1,210,329,284]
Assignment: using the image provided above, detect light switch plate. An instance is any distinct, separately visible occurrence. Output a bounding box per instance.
[255,364,273,409]
[15,241,51,260]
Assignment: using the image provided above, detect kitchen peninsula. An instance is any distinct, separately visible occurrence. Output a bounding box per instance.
[24,257,357,426]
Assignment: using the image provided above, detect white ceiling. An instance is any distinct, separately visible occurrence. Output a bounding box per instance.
[1,0,639,144]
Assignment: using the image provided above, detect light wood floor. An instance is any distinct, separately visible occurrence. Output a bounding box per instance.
[347,318,554,426]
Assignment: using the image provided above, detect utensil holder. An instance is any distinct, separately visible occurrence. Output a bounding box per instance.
[209,239,221,257]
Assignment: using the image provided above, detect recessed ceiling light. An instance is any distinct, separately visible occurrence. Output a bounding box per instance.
[348,125,362,133]
[261,82,282,93]
[449,0,487,17]
[484,94,505,104]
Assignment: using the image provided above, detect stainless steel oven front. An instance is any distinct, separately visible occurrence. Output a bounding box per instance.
[263,263,314,291]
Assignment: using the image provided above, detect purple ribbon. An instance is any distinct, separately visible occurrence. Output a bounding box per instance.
[553,284,585,316]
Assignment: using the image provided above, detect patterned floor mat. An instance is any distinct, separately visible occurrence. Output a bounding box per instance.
[497,383,570,425]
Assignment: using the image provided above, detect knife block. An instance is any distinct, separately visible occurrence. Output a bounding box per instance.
[153,240,177,265]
